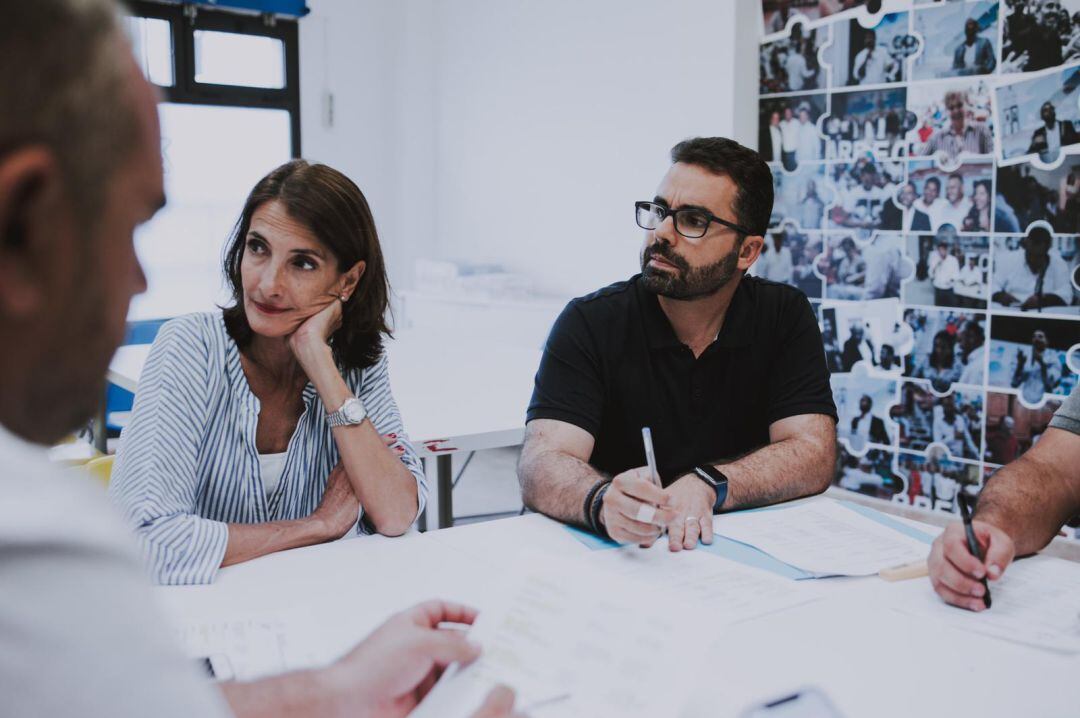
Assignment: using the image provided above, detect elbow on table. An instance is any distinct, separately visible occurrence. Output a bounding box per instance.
[372,517,412,538]
[366,499,421,538]
[806,433,838,496]
[515,454,548,515]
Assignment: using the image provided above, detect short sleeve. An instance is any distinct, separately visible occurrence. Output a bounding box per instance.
[1050,385,1080,436]
[766,292,838,425]
[526,301,605,438]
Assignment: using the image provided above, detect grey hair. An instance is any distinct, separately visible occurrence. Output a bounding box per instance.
[0,0,138,219]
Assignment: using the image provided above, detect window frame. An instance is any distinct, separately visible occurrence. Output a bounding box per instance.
[128,0,301,156]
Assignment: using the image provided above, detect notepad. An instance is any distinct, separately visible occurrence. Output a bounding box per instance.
[712,499,930,577]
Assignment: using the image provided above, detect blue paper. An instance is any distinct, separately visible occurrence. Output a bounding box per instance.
[562,524,813,580]
[563,525,620,550]
[563,498,934,579]
[835,500,935,545]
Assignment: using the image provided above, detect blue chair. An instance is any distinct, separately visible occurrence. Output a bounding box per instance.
[105,319,168,434]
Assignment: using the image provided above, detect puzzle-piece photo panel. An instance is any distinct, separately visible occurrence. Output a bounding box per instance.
[759,1,1080,523]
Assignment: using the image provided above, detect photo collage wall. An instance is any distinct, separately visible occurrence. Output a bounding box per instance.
[758,0,1080,530]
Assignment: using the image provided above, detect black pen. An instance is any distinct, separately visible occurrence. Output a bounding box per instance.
[956,492,991,609]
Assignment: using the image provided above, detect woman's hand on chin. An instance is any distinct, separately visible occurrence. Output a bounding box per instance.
[288,295,343,364]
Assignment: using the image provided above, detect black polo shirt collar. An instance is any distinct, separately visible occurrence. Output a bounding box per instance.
[636,275,756,352]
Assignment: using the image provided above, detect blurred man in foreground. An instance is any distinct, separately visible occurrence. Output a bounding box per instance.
[0,2,517,716]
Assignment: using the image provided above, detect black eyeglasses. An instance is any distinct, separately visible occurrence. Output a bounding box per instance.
[634,201,753,239]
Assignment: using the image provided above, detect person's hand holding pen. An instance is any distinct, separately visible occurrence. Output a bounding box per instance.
[928,515,1016,612]
[598,468,675,546]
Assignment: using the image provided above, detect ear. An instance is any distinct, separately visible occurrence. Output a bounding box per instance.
[737,235,765,272]
[338,259,366,300]
[0,146,67,317]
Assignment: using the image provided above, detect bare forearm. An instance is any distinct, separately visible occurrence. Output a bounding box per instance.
[334,421,418,536]
[976,451,1080,556]
[716,434,835,511]
[223,518,330,567]
[518,449,607,528]
[221,667,343,718]
[305,346,418,535]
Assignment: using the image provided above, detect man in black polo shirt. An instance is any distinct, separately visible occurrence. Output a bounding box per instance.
[517,137,837,551]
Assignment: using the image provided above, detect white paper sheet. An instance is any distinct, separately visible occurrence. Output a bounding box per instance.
[172,610,325,681]
[712,499,929,577]
[586,541,823,624]
[887,556,1080,654]
[410,550,716,718]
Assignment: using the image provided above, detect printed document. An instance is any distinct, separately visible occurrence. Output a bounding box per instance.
[888,556,1080,654]
[410,550,715,718]
[586,540,822,622]
[712,499,929,577]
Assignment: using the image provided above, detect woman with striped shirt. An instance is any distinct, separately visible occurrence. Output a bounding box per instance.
[109,161,427,585]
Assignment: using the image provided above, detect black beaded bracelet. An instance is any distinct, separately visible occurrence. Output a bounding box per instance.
[590,482,612,539]
[582,478,606,533]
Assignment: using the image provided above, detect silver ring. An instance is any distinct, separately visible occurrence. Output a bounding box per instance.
[685,516,700,523]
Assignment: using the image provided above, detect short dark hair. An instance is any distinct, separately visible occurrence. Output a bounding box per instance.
[925,176,942,191]
[0,0,135,221]
[669,137,774,237]
[222,160,392,370]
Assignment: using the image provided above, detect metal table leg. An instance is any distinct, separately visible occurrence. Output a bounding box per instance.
[417,458,428,532]
[93,402,107,454]
[437,454,454,528]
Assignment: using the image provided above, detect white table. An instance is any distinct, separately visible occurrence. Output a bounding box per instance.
[155,502,1080,717]
[106,329,541,529]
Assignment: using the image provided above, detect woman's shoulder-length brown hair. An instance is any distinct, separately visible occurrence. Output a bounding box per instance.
[221,159,391,371]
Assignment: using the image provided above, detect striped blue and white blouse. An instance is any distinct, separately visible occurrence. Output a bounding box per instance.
[108,312,427,585]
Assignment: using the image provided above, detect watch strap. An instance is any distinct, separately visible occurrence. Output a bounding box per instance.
[327,397,366,427]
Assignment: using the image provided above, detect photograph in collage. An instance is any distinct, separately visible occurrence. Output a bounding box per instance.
[990,230,1079,313]
[995,63,1080,165]
[761,22,828,94]
[825,11,913,87]
[988,313,1079,404]
[762,0,874,36]
[911,1,999,80]
[760,92,828,169]
[984,390,1064,465]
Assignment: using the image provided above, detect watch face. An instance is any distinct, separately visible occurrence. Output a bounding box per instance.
[343,399,365,422]
[694,468,717,487]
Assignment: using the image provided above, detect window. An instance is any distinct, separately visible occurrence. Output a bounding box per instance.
[124,1,300,321]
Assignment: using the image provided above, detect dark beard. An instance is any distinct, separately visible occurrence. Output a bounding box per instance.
[639,242,740,300]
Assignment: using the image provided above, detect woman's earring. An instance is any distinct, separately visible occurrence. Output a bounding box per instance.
[340,293,348,302]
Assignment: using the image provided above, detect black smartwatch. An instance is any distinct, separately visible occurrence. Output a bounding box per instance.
[690,465,729,514]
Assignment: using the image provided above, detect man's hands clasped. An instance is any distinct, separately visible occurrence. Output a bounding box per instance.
[598,467,716,551]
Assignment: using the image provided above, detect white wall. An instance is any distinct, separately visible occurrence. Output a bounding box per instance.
[300,0,757,300]
[299,0,440,306]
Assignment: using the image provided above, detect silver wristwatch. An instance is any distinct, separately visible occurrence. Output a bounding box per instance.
[327,397,367,427]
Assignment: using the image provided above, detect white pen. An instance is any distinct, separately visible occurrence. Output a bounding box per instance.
[520,692,572,713]
[641,427,662,488]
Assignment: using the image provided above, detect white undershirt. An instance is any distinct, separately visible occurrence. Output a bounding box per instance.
[258,452,288,497]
